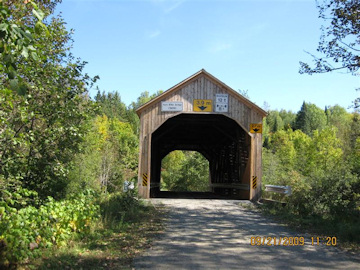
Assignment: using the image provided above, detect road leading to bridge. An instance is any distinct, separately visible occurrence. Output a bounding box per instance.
[134,199,359,270]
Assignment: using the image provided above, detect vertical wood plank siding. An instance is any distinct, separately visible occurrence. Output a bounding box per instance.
[137,72,265,200]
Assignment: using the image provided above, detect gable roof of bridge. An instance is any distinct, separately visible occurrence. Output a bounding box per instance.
[136,69,267,117]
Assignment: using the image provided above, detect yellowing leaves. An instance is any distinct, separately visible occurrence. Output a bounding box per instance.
[68,114,138,194]
[95,115,111,145]
[69,220,77,231]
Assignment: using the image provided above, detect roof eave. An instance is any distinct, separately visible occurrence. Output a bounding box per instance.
[135,69,267,118]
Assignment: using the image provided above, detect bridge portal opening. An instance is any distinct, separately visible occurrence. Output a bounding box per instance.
[150,113,251,199]
[160,150,210,192]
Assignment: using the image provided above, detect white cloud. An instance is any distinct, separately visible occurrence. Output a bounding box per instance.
[164,0,186,13]
[147,30,161,38]
[149,0,186,13]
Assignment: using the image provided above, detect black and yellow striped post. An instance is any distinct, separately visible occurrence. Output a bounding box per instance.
[142,173,148,186]
[252,176,257,189]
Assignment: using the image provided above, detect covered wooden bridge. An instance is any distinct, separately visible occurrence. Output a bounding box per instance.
[136,69,266,200]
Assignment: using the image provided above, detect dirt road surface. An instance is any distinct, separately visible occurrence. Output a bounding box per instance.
[134,199,359,270]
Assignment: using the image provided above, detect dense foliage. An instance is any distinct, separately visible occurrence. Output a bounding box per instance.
[1,0,97,199]
[161,151,209,192]
[0,190,99,266]
[67,114,138,195]
[0,1,143,267]
[263,104,360,242]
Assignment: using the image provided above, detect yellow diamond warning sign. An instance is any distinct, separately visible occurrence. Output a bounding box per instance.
[250,123,262,133]
[193,99,212,112]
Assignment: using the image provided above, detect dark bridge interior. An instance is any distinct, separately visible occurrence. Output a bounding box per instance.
[150,113,251,199]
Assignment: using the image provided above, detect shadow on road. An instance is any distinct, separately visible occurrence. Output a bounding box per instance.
[134,199,360,270]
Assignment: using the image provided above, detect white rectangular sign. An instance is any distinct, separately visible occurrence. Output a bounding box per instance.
[161,101,183,112]
[215,94,229,112]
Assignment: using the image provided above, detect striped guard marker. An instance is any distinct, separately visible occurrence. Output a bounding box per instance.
[142,173,148,186]
[252,176,257,189]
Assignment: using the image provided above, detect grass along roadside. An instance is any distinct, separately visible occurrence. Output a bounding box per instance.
[20,198,164,270]
[255,202,360,253]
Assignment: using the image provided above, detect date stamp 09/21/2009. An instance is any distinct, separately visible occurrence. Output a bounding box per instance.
[250,236,337,247]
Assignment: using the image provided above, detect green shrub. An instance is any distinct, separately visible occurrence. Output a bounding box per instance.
[0,190,100,267]
[99,192,147,229]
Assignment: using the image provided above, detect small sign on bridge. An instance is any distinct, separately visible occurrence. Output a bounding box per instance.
[193,99,212,112]
[161,102,183,112]
[250,123,263,133]
[215,94,229,112]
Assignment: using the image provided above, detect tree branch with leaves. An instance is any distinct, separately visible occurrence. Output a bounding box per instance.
[300,0,360,75]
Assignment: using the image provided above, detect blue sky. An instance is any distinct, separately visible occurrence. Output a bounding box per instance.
[56,0,359,112]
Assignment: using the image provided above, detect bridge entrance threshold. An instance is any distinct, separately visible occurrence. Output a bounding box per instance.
[154,191,244,199]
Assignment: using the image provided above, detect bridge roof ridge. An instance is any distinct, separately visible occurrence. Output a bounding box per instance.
[136,69,267,117]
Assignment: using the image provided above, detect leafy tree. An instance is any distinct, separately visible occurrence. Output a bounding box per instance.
[95,90,127,121]
[262,149,282,185]
[269,130,293,164]
[279,109,296,130]
[177,152,209,192]
[272,112,284,132]
[309,127,343,174]
[265,111,284,133]
[325,105,352,153]
[262,148,310,204]
[161,150,186,191]
[126,90,163,135]
[351,136,360,175]
[110,118,139,182]
[300,0,360,75]
[263,103,359,242]
[161,151,209,192]
[0,0,97,199]
[294,102,327,136]
[262,117,270,148]
[264,110,296,135]
[130,90,163,110]
[67,115,138,195]
[326,105,351,126]
[0,1,49,88]
[290,130,312,175]
[94,89,146,137]
[294,102,309,134]
[348,113,360,175]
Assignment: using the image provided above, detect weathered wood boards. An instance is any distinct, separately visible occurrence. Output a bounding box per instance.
[136,69,266,200]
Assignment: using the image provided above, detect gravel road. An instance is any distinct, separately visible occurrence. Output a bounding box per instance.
[134,199,359,270]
